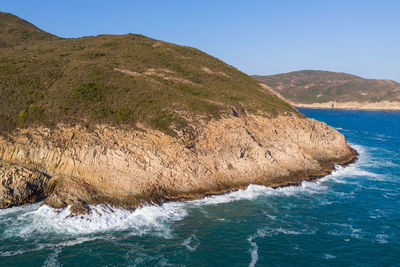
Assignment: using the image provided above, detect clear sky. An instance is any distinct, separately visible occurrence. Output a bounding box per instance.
[2,0,400,81]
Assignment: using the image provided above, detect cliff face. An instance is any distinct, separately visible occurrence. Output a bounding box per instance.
[0,113,356,213]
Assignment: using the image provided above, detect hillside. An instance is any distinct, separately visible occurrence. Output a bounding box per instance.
[0,12,294,137]
[253,70,400,109]
[0,12,57,47]
[0,13,356,213]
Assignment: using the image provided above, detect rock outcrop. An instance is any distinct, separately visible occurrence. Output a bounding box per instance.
[0,161,50,208]
[0,113,357,213]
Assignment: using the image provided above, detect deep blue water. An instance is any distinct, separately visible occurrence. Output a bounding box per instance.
[1,108,399,266]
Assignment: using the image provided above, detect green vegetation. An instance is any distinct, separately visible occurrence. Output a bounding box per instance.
[71,83,104,102]
[253,70,400,104]
[0,12,295,136]
[0,11,56,47]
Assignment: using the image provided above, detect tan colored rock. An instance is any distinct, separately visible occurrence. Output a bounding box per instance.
[0,161,50,208]
[0,113,356,213]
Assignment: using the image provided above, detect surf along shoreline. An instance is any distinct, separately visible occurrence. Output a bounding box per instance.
[157,148,358,205]
[10,152,358,217]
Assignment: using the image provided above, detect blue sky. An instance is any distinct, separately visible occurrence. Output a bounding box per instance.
[2,0,400,81]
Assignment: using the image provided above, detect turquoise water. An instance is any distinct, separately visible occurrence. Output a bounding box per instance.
[1,108,399,266]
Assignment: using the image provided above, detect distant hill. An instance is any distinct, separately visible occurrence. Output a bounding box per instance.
[253,70,400,110]
[0,12,294,135]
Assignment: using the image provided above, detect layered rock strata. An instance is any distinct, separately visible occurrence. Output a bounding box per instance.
[0,113,357,213]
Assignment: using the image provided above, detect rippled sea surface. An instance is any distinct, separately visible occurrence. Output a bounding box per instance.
[1,108,399,266]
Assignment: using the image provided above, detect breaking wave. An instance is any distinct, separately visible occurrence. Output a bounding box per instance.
[1,202,187,239]
[0,144,373,242]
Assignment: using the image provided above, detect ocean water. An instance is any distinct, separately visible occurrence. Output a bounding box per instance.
[1,108,399,266]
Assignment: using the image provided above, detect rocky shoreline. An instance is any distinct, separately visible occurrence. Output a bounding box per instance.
[0,113,357,214]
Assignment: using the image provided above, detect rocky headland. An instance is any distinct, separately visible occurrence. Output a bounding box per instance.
[0,12,357,213]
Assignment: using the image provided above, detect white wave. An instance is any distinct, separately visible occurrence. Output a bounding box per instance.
[182,145,375,207]
[1,181,326,238]
[369,209,389,219]
[189,180,329,208]
[272,227,316,236]
[276,227,303,235]
[379,160,400,168]
[189,184,275,206]
[181,232,200,251]
[43,247,62,267]
[318,143,382,186]
[247,239,258,267]
[0,165,353,239]
[2,202,187,238]
[372,137,387,141]
[375,234,389,244]
[373,133,393,140]
[324,253,336,259]
[247,228,266,267]
[58,236,99,247]
[319,200,334,205]
[247,225,316,267]
[262,212,277,220]
[350,227,363,239]
[350,143,365,153]
[0,236,97,257]
[0,203,40,217]
[325,223,364,239]
[275,180,328,196]
[330,165,378,178]
[375,133,389,138]
[383,192,399,199]
[0,142,372,238]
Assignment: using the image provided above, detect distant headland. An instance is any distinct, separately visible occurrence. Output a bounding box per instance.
[253,70,400,110]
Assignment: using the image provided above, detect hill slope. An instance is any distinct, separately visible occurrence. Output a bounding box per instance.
[0,12,57,47]
[0,12,294,136]
[253,70,400,110]
[0,13,356,213]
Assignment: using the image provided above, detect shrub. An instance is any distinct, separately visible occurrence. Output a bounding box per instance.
[71,83,104,102]
[114,107,132,123]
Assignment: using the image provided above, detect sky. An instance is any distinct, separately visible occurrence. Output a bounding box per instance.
[2,0,400,81]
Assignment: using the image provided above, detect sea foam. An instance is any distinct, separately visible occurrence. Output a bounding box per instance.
[0,144,370,238]
[181,232,200,251]
[2,202,187,238]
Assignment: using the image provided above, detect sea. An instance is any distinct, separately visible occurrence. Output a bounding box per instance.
[0,108,399,266]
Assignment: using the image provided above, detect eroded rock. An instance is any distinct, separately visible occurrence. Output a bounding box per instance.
[0,114,357,213]
[0,161,50,208]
